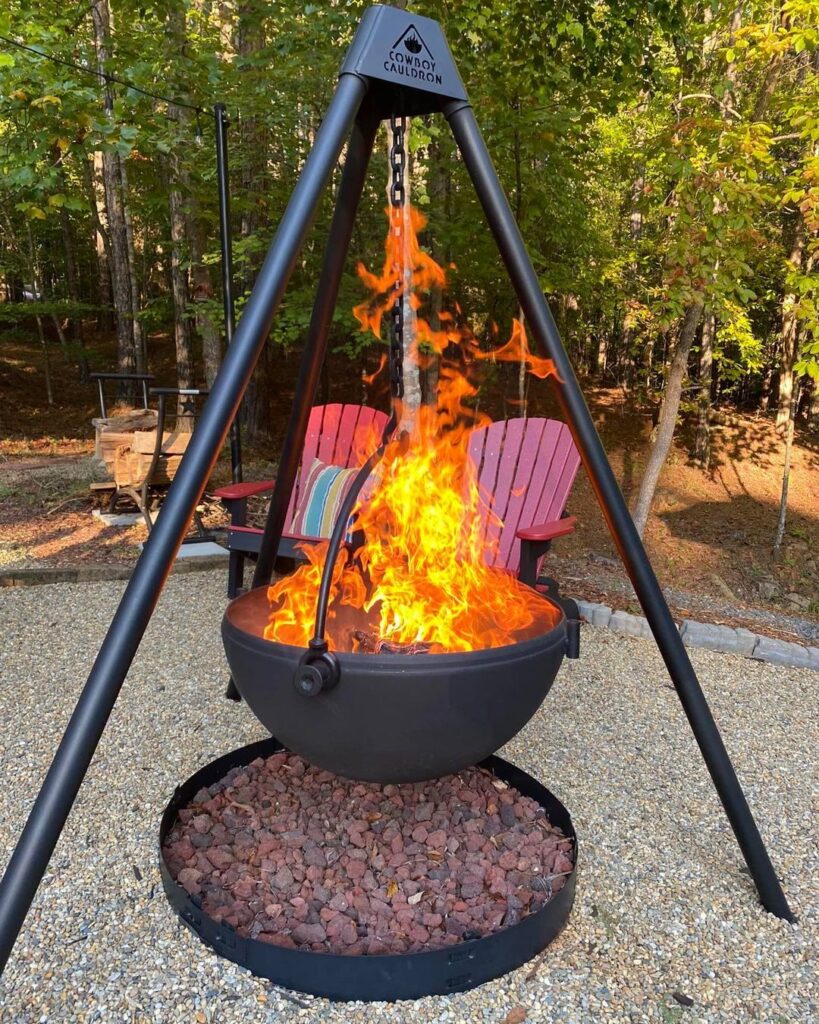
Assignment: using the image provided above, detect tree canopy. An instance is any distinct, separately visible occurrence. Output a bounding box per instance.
[1,0,817,530]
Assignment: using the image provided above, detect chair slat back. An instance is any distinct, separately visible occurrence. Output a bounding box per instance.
[285,404,388,530]
[283,410,578,573]
[469,417,580,573]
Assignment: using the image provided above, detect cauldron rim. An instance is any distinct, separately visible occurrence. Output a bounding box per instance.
[223,584,567,668]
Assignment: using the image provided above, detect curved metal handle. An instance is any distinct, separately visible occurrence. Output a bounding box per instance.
[311,413,399,643]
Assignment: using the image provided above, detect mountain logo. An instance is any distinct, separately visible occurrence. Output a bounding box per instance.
[384,22,442,86]
[392,24,434,61]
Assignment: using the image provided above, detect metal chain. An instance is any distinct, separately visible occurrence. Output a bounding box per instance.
[389,114,406,401]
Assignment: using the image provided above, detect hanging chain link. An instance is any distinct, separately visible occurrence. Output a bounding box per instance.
[388,114,406,401]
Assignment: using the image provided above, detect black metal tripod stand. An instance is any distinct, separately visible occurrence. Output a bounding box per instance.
[0,3,792,977]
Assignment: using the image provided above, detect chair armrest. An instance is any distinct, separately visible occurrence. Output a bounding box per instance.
[516,516,577,543]
[213,479,275,501]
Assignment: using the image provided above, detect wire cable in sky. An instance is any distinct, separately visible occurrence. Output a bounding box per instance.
[0,32,208,116]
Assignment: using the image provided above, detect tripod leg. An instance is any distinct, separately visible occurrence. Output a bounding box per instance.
[445,100,794,922]
[0,72,368,976]
[252,109,380,588]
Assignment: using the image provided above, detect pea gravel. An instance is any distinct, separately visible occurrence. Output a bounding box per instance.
[0,571,815,1024]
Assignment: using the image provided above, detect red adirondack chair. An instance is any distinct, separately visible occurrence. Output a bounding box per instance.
[214,404,389,597]
[214,405,580,596]
[469,417,581,585]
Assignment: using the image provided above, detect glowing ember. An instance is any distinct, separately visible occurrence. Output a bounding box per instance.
[265,203,560,653]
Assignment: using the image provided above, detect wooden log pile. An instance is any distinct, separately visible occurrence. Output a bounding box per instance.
[112,429,192,489]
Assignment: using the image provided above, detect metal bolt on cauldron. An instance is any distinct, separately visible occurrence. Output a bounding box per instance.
[0,1,794,998]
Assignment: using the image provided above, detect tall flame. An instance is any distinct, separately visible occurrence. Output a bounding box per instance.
[264,204,559,653]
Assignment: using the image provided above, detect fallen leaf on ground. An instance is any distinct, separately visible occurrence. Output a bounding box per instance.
[502,1009,527,1024]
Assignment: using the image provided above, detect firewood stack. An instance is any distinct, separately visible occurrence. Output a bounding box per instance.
[112,429,191,489]
[93,408,158,479]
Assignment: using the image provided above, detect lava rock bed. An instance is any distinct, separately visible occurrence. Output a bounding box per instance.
[162,751,575,956]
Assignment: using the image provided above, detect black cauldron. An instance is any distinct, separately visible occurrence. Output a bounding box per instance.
[222,585,571,783]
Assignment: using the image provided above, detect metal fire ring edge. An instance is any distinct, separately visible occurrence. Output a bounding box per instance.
[158,737,577,1002]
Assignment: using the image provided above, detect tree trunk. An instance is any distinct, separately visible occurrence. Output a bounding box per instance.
[164,2,197,426]
[22,221,54,404]
[632,300,703,537]
[60,208,90,381]
[35,316,54,406]
[50,313,71,362]
[694,309,714,466]
[90,0,137,394]
[83,151,114,332]
[759,338,775,412]
[167,172,195,427]
[188,197,222,387]
[235,0,274,441]
[596,333,608,376]
[773,386,797,551]
[119,157,145,374]
[776,214,805,431]
[810,383,819,424]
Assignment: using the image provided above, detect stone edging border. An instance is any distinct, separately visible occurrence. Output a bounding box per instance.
[576,600,819,672]
[0,555,228,588]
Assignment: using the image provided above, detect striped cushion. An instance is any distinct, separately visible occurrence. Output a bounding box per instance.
[290,459,359,539]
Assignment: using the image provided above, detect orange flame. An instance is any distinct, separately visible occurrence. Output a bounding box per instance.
[265,204,559,653]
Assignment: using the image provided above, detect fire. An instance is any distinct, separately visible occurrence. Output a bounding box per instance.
[264,202,559,653]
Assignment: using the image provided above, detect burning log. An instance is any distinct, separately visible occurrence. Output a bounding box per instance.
[351,629,432,655]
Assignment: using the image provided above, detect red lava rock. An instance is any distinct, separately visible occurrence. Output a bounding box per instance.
[553,852,574,875]
[177,868,202,895]
[459,875,483,899]
[292,922,326,944]
[499,850,518,870]
[328,893,349,912]
[346,859,367,880]
[271,866,295,889]
[426,829,447,850]
[169,837,195,862]
[233,879,254,900]
[205,847,233,871]
[191,814,212,834]
[165,754,573,956]
[260,931,298,948]
[500,805,518,828]
[304,845,328,868]
[414,802,434,822]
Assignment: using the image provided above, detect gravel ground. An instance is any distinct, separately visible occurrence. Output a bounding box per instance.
[0,571,815,1024]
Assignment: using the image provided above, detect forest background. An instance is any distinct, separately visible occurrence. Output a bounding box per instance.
[0,0,817,620]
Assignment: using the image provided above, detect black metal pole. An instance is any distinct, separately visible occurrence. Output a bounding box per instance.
[445,101,794,922]
[215,102,243,485]
[252,109,380,587]
[0,72,367,975]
